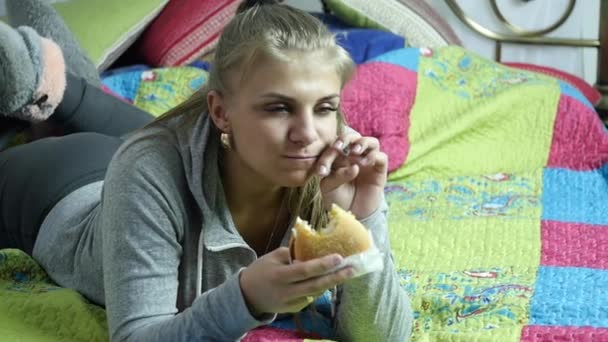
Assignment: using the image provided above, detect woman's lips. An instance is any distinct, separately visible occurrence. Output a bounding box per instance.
[283,155,318,160]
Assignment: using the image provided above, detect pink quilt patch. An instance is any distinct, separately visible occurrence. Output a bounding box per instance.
[243,326,322,341]
[521,325,608,341]
[341,61,416,172]
[541,220,608,270]
[547,94,608,170]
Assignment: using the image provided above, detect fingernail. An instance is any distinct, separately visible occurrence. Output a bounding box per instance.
[332,256,343,266]
[319,165,328,176]
[334,140,343,149]
[352,144,362,153]
[359,157,369,165]
[342,145,350,155]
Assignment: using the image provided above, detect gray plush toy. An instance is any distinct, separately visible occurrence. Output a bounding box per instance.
[6,0,101,86]
[0,21,66,122]
[0,0,101,122]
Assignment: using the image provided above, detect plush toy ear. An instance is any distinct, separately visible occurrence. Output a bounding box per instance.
[207,90,231,133]
[0,23,40,116]
[20,37,66,122]
[6,0,101,86]
[0,23,66,123]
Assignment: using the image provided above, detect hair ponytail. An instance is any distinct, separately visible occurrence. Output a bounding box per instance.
[237,0,281,14]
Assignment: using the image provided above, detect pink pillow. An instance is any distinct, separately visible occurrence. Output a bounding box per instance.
[341,61,417,172]
[134,0,240,67]
[503,62,602,106]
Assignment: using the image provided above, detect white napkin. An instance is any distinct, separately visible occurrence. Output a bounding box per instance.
[322,231,384,278]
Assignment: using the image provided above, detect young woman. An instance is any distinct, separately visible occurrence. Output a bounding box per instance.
[0,1,413,340]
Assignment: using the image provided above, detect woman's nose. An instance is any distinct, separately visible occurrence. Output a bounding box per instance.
[288,110,318,146]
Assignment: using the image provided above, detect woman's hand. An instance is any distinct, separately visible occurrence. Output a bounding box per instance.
[240,247,353,317]
[315,132,388,219]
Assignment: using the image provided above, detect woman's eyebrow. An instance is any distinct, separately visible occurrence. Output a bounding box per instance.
[259,93,341,102]
[318,94,340,102]
[260,93,294,101]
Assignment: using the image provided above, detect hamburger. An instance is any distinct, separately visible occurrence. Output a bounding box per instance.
[289,204,372,261]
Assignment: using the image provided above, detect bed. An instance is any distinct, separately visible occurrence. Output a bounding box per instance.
[1,1,607,341]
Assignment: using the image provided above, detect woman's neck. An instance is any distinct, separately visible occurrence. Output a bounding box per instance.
[220,150,289,254]
[220,149,284,220]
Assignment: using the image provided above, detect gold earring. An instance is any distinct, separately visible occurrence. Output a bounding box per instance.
[220,132,231,149]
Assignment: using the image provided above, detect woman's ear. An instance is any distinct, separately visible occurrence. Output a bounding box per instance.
[207,90,230,132]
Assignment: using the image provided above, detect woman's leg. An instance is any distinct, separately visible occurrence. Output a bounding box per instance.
[0,0,155,254]
[0,132,122,254]
[51,72,155,137]
[0,74,153,253]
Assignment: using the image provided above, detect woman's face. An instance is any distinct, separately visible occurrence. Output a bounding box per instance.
[222,51,342,188]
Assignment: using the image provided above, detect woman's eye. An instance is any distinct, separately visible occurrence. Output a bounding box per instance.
[265,105,290,113]
[316,107,338,115]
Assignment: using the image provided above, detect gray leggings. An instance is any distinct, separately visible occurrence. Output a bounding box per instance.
[0,73,153,254]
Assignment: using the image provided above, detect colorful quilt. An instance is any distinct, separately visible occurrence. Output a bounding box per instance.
[382,46,608,341]
[3,46,607,341]
[102,65,208,116]
[0,249,107,342]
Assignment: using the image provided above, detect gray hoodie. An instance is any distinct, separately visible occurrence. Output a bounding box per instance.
[33,111,413,341]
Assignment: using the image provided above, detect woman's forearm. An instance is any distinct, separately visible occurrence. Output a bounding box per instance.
[334,202,413,341]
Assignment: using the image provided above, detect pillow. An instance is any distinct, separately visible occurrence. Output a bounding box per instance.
[52,0,169,71]
[502,62,602,106]
[341,52,419,172]
[315,13,406,64]
[133,0,241,67]
[322,0,461,48]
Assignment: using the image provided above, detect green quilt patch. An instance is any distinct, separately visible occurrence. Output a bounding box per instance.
[0,249,108,342]
[390,47,560,181]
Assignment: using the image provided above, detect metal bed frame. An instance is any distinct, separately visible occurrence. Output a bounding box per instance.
[320,0,607,117]
[443,0,607,114]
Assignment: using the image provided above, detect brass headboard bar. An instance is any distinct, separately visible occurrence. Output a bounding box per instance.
[443,0,607,115]
[596,0,608,112]
[490,0,575,37]
[444,0,600,62]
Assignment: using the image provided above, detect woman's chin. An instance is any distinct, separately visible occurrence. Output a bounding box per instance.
[275,171,313,188]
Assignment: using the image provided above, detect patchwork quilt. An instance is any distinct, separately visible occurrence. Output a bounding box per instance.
[0,249,107,342]
[101,65,208,116]
[2,46,607,341]
[381,46,608,341]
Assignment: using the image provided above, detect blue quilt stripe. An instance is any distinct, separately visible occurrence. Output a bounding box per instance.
[542,165,608,225]
[101,70,145,102]
[369,48,420,72]
[558,81,594,110]
[530,266,608,327]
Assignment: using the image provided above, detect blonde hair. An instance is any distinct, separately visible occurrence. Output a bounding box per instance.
[153,1,355,228]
